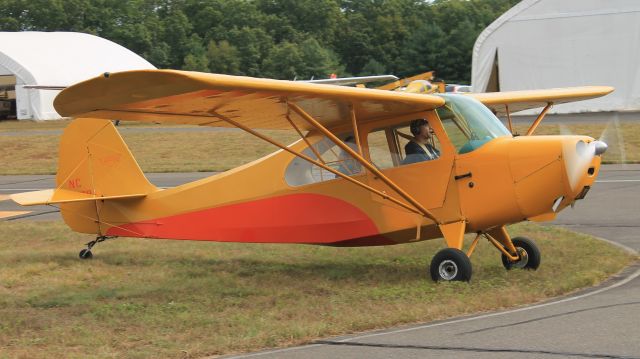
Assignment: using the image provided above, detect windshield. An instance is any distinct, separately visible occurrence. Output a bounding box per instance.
[436,94,511,154]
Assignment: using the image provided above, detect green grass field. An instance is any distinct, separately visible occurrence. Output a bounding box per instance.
[0,120,637,175]
[0,221,635,358]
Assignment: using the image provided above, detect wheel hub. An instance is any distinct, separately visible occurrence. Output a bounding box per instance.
[512,247,529,269]
[438,260,458,280]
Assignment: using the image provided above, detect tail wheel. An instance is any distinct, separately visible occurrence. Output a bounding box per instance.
[502,236,541,270]
[79,249,93,260]
[430,248,472,282]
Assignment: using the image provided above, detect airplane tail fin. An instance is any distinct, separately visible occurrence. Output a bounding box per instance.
[11,118,156,233]
[54,118,156,199]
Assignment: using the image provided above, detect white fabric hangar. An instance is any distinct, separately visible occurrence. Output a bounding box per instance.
[0,32,155,120]
[471,0,640,115]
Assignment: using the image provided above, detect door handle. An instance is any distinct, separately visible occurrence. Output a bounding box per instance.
[455,172,472,180]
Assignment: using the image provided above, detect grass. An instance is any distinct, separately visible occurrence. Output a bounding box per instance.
[0,121,298,175]
[0,221,635,358]
[0,120,638,175]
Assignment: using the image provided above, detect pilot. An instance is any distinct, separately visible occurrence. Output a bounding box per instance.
[403,119,440,164]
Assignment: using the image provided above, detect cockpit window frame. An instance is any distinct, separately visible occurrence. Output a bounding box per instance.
[435,94,512,155]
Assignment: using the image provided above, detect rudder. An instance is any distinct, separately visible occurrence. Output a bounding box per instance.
[56,118,157,234]
[56,118,156,197]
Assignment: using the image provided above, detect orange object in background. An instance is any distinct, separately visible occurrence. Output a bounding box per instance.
[11,70,613,282]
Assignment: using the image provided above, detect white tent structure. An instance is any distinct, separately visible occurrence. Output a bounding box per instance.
[0,32,155,120]
[471,0,640,115]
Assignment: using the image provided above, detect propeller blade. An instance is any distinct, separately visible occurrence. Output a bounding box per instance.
[558,124,573,136]
[598,115,626,163]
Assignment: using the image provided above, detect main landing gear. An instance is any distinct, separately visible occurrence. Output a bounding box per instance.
[78,236,114,259]
[430,248,472,282]
[429,225,541,282]
[501,236,541,270]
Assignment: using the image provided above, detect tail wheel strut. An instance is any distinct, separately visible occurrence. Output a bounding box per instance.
[78,236,115,260]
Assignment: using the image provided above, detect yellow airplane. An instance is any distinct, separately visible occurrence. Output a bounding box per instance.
[10,70,612,281]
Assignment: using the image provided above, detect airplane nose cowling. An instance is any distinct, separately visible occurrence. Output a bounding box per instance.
[564,138,604,194]
[508,136,604,221]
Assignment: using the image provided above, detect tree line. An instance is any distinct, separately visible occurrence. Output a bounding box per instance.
[0,0,519,83]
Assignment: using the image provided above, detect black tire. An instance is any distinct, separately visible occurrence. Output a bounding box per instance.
[501,237,541,270]
[430,248,472,282]
[79,249,93,259]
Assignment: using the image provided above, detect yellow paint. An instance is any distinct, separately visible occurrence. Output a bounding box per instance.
[0,211,30,219]
[11,189,146,206]
[54,70,445,131]
[6,70,613,255]
[439,221,466,250]
[469,86,614,116]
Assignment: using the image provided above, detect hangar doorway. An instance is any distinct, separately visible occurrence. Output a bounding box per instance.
[0,75,16,120]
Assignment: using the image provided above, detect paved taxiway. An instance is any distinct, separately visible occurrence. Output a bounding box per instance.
[1,165,639,359]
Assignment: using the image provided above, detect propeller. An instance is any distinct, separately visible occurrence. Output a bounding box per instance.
[564,139,601,191]
[597,114,627,164]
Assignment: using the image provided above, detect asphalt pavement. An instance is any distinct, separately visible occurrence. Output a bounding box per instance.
[1,166,639,359]
[221,165,640,359]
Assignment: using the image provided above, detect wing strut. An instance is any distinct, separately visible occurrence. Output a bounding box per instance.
[209,110,427,217]
[505,104,514,134]
[526,102,553,136]
[288,103,440,224]
[349,105,364,155]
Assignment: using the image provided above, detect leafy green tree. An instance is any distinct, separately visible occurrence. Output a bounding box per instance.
[397,22,446,77]
[359,59,386,76]
[227,27,273,77]
[182,34,209,72]
[207,40,242,75]
[0,0,521,82]
[298,37,342,78]
[158,7,193,68]
[262,41,304,79]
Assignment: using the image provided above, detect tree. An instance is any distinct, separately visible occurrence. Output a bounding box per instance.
[262,41,303,79]
[0,0,521,82]
[298,37,342,78]
[182,34,209,72]
[207,40,242,75]
[359,59,386,76]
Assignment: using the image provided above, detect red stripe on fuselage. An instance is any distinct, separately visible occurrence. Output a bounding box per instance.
[106,193,388,245]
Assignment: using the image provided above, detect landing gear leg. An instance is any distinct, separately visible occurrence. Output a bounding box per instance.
[501,237,541,270]
[78,236,113,259]
[430,221,473,282]
[486,226,541,271]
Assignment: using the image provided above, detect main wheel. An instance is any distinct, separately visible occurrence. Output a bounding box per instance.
[79,249,93,260]
[430,248,472,282]
[501,237,540,270]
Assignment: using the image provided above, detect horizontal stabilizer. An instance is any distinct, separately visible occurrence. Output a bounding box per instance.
[11,189,146,206]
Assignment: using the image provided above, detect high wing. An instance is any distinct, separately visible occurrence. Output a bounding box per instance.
[468,86,614,116]
[54,70,444,130]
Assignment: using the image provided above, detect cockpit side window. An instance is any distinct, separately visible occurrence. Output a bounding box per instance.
[367,120,442,169]
[285,135,363,186]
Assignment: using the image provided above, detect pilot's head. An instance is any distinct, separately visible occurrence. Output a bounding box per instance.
[410,119,433,139]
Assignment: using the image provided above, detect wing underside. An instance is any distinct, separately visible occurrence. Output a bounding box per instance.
[54,70,445,130]
[468,86,614,116]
